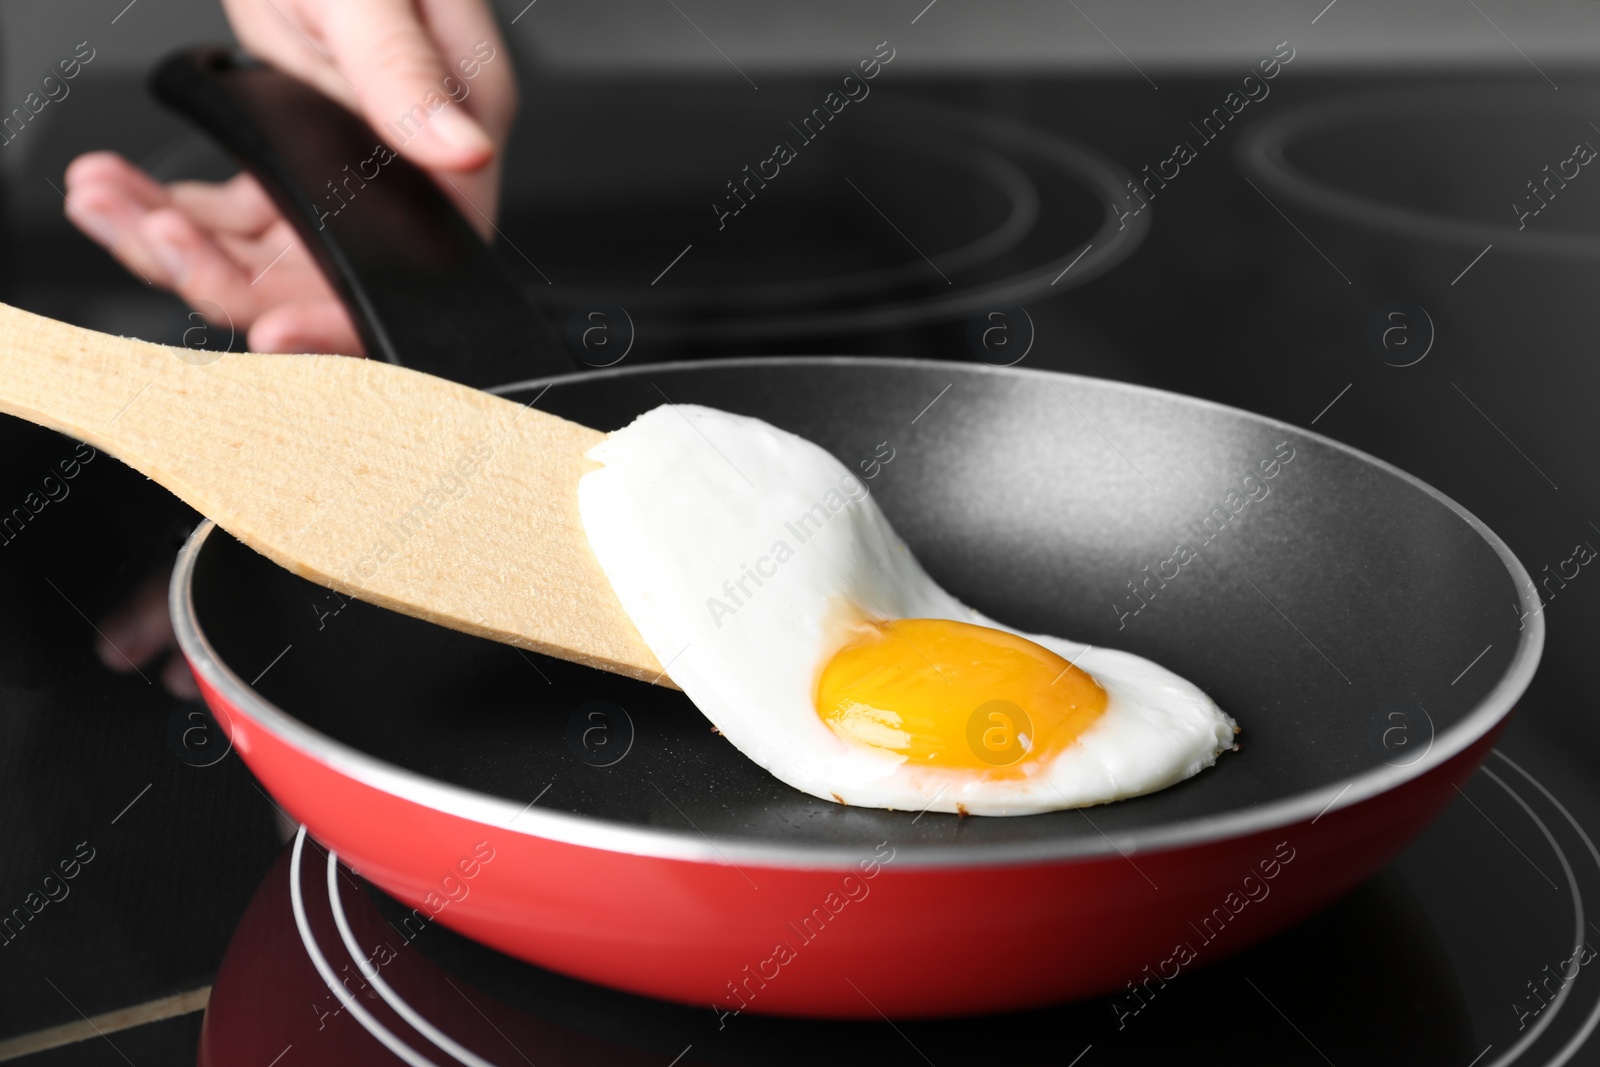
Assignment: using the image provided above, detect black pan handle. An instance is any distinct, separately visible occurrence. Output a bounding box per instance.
[149,47,573,388]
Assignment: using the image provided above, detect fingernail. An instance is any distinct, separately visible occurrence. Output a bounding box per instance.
[429,106,492,155]
[74,208,117,241]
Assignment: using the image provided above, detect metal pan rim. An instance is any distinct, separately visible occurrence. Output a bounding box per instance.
[171,356,1544,870]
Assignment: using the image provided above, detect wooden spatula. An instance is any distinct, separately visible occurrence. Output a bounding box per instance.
[0,301,667,683]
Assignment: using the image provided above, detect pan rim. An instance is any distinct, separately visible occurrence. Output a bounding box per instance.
[170,357,1544,870]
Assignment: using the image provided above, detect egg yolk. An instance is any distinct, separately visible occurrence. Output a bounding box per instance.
[815,618,1107,773]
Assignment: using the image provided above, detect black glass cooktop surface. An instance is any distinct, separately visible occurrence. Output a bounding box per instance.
[3,59,1600,1066]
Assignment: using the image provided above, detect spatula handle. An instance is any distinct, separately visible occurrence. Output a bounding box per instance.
[0,301,174,449]
[0,300,664,681]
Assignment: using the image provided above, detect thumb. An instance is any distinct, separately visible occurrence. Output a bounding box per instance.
[324,0,494,170]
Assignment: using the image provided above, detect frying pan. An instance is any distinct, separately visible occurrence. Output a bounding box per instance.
[151,50,1542,1018]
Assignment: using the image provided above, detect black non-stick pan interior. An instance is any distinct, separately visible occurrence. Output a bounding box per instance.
[187,358,1534,859]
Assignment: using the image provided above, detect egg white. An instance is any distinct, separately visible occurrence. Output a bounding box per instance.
[577,405,1237,816]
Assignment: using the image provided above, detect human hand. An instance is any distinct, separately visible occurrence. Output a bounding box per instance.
[64,0,516,356]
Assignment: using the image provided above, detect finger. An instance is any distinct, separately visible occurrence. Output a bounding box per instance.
[65,151,170,211]
[222,0,363,114]
[161,654,202,700]
[64,178,174,285]
[248,300,365,357]
[168,172,281,238]
[63,153,174,278]
[137,208,264,322]
[214,222,339,308]
[96,570,175,670]
[324,0,495,170]
[417,0,517,140]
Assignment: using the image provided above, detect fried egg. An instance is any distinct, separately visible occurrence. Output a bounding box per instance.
[577,405,1237,816]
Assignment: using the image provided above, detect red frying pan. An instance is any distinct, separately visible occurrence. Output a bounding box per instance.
[154,50,1541,1018]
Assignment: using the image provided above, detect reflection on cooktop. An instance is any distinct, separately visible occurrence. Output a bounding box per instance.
[199,828,1475,1066]
[498,87,1141,350]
